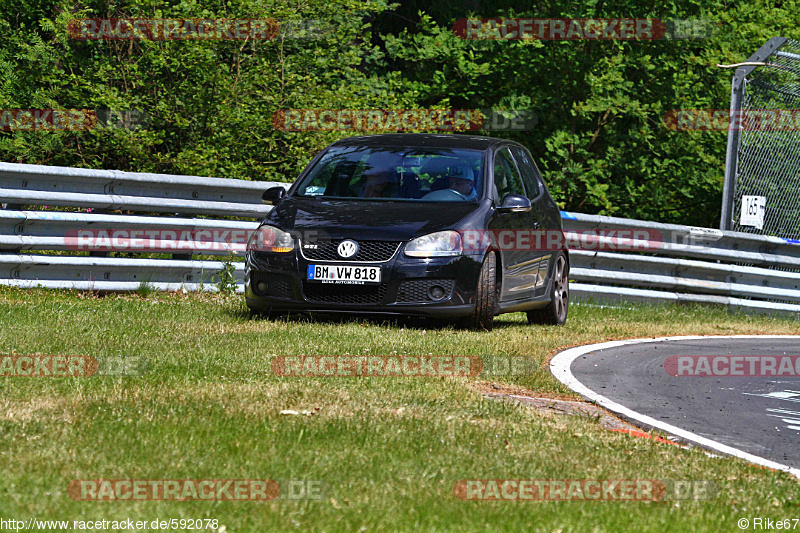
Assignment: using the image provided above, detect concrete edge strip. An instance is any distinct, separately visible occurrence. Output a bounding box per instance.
[549,334,800,479]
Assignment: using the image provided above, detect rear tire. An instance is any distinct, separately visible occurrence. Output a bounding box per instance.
[527,252,569,326]
[462,252,498,331]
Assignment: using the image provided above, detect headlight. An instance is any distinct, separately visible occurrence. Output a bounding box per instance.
[404,230,462,258]
[247,225,295,253]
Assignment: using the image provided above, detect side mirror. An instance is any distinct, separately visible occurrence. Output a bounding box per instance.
[497,194,531,213]
[262,186,286,205]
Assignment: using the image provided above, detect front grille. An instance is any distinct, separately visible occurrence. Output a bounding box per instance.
[396,279,455,303]
[250,271,293,299]
[301,239,401,262]
[302,282,388,305]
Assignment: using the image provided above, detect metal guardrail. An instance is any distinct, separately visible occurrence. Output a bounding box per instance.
[0,210,258,255]
[0,163,285,292]
[0,162,798,315]
[563,211,800,315]
[0,254,245,292]
[0,162,279,218]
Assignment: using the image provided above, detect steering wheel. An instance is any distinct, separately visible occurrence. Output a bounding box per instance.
[421,188,468,201]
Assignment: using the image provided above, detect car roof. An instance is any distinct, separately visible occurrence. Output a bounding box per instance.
[328,133,515,151]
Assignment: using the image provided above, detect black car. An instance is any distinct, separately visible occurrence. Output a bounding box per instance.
[245,133,568,330]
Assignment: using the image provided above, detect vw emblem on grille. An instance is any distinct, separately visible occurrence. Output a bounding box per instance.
[337,239,359,258]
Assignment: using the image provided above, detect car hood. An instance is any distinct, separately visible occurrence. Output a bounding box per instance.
[265,197,479,240]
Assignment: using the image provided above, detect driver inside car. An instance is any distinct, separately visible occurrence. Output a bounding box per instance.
[447,167,478,200]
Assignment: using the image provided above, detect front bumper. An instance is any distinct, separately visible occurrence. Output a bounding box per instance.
[244,247,483,318]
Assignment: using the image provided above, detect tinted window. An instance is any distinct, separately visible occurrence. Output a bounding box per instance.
[510,147,541,199]
[493,147,525,204]
[295,146,484,202]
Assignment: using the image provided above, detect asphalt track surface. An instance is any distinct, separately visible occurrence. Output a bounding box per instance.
[550,336,800,477]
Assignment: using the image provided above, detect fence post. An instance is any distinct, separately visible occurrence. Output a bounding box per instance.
[719,37,789,232]
[720,71,745,231]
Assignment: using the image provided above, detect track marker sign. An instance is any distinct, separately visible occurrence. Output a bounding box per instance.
[740,195,766,229]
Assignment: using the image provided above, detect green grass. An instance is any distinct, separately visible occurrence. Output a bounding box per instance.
[0,287,798,532]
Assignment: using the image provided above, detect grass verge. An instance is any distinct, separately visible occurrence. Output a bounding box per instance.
[0,287,797,532]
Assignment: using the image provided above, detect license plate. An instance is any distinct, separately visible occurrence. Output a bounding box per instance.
[307,264,381,284]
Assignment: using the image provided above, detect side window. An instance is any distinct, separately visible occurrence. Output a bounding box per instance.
[492,147,525,204]
[510,147,541,199]
[316,154,368,197]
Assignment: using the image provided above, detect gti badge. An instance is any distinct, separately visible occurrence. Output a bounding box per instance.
[337,239,359,259]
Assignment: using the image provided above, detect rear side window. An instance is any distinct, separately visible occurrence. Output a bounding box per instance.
[510,147,541,200]
[492,147,525,204]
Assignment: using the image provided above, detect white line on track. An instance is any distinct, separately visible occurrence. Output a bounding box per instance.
[549,335,800,478]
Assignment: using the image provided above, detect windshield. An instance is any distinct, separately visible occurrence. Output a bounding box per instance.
[295,146,484,202]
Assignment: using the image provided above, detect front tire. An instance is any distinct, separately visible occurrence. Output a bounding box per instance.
[462,252,498,331]
[527,252,569,326]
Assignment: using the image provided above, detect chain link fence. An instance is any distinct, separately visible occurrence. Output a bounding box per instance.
[722,38,800,241]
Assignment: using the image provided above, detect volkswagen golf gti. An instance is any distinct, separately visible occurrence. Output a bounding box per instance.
[245,133,568,330]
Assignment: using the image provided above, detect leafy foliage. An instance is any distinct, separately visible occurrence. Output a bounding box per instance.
[0,0,405,180]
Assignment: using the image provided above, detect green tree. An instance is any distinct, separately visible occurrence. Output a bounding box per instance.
[377,0,800,227]
[0,0,408,181]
